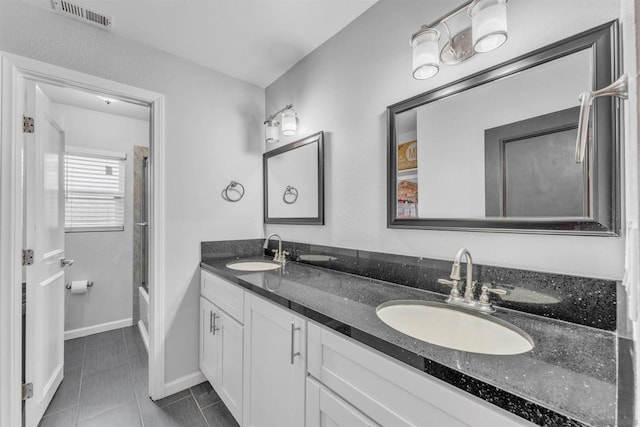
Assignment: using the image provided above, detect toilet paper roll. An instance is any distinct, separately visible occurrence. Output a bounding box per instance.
[70,280,88,295]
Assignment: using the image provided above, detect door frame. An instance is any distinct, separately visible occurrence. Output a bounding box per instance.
[0,52,167,427]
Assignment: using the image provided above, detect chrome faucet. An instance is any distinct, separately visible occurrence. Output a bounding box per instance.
[263,233,287,264]
[438,248,505,313]
[454,248,475,302]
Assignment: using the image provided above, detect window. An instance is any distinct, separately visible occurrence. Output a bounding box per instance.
[64,147,126,232]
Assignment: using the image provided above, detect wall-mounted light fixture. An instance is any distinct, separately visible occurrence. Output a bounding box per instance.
[264,104,297,143]
[410,0,508,80]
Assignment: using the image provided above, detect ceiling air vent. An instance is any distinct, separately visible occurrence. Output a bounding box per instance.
[51,0,112,30]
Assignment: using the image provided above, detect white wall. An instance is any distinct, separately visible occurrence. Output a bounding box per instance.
[0,1,264,383]
[54,103,148,334]
[265,0,635,280]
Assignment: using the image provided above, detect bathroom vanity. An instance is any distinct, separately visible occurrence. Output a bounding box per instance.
[199,240,619,427]
[199,266,531,427]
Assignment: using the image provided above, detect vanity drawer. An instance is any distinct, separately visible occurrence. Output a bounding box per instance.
[307,322,533,427]
[201,269,244,323]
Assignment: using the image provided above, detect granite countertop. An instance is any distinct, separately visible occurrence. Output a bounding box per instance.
[200,256,616,427]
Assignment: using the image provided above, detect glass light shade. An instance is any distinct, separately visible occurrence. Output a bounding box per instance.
[280,109,297,136]
[411,27,440,80]
[264,119,279,143]
[470,0,508,53]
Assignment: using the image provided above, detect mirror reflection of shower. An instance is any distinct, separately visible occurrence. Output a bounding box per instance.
[134,146,150,343]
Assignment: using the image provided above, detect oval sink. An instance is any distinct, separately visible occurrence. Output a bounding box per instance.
[226,261,281,272]
[376,300,533,355]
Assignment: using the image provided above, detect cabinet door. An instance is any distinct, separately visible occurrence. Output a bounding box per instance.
[200,297,219,386]
[218,310,243,424]
[243,294,306,427]
[306,377,379,427]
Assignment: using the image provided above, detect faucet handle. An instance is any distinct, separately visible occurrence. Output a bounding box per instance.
[479,284,507,304]
[438,278,460,299]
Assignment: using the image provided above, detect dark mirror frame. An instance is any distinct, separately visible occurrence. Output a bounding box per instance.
[387,21,621,235]
[264,131,325,225]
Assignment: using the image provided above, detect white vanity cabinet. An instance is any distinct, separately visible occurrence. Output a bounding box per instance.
[200,267,533,427]
[199,270,245,424]
[242,293,306,427]
[306,377,379,427]
[307,322,534,427]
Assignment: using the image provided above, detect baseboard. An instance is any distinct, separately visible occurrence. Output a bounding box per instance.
[64,318,134,340]
[163,371,206,397]
[137,320,149,352]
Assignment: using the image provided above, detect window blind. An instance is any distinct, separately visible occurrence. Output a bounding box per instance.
[64,150,125,232]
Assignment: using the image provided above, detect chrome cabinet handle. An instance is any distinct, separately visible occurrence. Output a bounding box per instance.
[60,257,74,267]
[212,313,220,335]
[290,322,301,364]
[136,222,148,226]
[209,311,214,334]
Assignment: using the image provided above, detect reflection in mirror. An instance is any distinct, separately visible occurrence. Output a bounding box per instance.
[388,21,620,235]
[264,131,324,224]
[494,284,561,305]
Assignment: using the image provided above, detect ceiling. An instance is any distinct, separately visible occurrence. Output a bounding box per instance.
[39,82,151,120]
[22,0,378,88]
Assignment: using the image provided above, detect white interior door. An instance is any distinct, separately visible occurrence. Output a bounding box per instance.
[24,81,66,427]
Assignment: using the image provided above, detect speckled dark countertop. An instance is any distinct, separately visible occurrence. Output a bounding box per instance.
[200,257,616,427]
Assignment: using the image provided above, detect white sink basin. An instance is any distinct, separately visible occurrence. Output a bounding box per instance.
[226,261,281,272]
[376,300,533,355]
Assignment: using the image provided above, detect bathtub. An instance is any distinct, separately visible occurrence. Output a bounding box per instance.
[138,286,150,351]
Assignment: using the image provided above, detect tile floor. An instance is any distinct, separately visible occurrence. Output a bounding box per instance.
[38,326,239,427]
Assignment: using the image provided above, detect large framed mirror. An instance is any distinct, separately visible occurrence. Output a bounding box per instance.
[264,131,324,224]
[387,21,621,235]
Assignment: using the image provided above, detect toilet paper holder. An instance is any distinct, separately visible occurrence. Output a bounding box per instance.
[65,281,94,290]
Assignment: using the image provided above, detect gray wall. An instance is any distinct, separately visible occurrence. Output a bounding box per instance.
[265,0,634,280]
[0,1,265,384]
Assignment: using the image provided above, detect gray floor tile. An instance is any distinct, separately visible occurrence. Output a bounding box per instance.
[83,329,124,348]
[129,355,149,400]
[44,366,82,417]
[154,389,191,408]
[77,401,141,427]
[83,331,129,376]
[201,402,240,427]
[190,382,220,409]
[139,396,207,427]
[64,338,85,373]
[44,326,239,427]
[38,405,78,427]
[78,362,135,421]
[124,326,147,361]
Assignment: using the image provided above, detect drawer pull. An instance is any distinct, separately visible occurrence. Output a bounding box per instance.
[290,322,301,364]
[209,310,214,333]
[212,312,220,335]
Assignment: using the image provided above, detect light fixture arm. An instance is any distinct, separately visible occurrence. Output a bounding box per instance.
[575,74,628,163]
[267,104,294,121]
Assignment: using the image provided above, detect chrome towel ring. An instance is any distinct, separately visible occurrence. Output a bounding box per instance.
[223,181,245,202]
[283,185,299,204]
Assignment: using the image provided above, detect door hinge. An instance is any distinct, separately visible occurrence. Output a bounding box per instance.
[22,383,33,400]
[22,249,34,266]
[22,115,34,133]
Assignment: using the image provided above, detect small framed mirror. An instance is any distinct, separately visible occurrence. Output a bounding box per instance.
[264,131,324,224]
[387,21,621,235]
